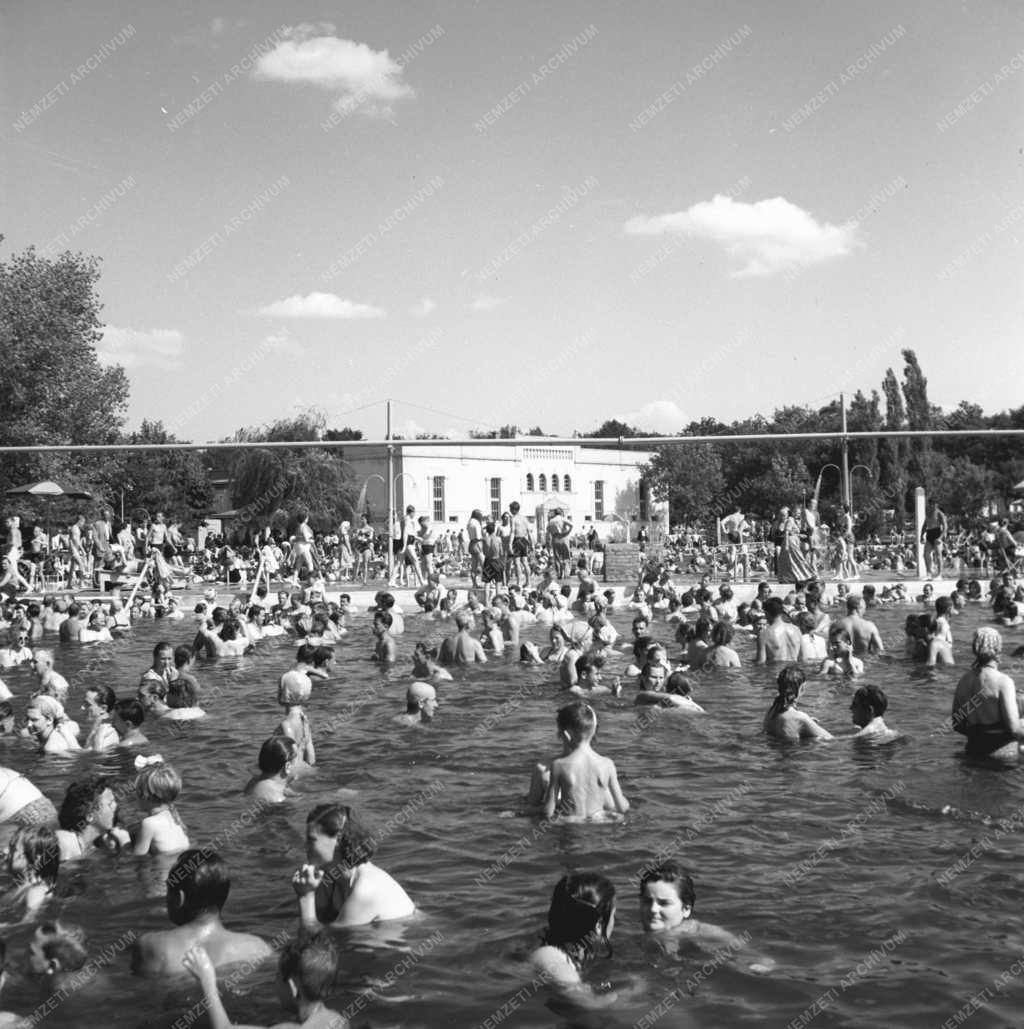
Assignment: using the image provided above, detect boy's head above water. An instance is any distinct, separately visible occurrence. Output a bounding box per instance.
[166,849,231,925]
[276,932,339,1010]
[639,861,696,932]
[556,701,596,745]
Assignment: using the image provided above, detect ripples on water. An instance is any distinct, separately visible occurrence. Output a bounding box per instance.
[1,603,1023,1027]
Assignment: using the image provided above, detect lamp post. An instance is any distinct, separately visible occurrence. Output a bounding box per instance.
[813,464,843,510]
[119,484,133,523]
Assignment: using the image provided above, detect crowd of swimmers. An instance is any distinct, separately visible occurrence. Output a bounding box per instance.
[0,554,1019,1023]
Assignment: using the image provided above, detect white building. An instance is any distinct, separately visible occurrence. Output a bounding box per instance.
[339,442,667,538]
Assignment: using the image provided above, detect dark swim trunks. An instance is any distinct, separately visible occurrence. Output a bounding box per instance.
[512,537,530,559]
[727,531,742,544]
[482,558,504,583]
[925,527,943,544]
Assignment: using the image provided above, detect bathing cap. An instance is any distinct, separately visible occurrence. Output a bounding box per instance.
[973,626,1002,661]
[28,695,64,721]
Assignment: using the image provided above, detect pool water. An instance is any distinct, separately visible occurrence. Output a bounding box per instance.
[2,601,1023,1028]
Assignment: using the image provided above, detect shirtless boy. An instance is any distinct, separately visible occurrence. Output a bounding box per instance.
[542,702,629,820]
[836,595,885,656]
[755,597,801,664]
[439,610,487,665]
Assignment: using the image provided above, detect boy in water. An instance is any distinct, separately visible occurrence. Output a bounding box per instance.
[541,702,629,820]
[371,611,397,664]
[184,932,346,1029]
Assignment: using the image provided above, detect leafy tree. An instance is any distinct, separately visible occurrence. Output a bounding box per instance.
[642,443,725,530]
[0,246,129,494]
[584,419,642,439]
[901,348,934,490]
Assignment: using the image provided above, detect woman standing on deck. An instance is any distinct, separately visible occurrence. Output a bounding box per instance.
[775,506,814,588]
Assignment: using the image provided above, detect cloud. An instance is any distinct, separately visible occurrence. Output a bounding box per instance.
[255,292,385,319]
[624,194,859,277]
[253,23,414,118]
[614,400,688,434]
[97,326,184,369]
[470,296,506,312]
[261,331,303,355]
[410,297,436,317]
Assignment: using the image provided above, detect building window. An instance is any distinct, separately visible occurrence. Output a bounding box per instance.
[432,476,445,523]
[539,474,547,493]
[564,474,572,493]
[594,480,604,520]
[526,473,534,492]
[639,478,649,522]
[490,477,501,521]
[552,474,560,492]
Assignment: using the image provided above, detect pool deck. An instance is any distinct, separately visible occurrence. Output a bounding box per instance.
[19,567,976,613]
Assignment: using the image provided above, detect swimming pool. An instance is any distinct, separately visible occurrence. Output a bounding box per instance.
[2,600,1021,1028]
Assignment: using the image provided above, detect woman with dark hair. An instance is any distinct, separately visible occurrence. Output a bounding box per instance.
[531,872,627,1009]
[763,666,834,741]
[55,777,129,861]
[292,804,415,930]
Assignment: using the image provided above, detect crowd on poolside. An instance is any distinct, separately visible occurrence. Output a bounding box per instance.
[0,496,1022,1024]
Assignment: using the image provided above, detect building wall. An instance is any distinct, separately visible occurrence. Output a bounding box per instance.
[339,443,667,534]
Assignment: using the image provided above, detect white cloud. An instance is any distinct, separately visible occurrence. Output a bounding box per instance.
[470,296,506,312]
[624,194,859,277]
[253,23,414,118]
[410,297,436,317]
[255,292,385,319]
[615,400,688,434]
[97,326,184,369]
[261,332,303,355]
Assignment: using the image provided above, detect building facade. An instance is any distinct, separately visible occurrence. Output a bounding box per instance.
[339,442,667,538]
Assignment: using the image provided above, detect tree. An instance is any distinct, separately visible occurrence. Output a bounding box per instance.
[642,443,725,531]
[901,349,934,490]
[228,410,358,532]
[0,246,129,494]
[584,419,642,439]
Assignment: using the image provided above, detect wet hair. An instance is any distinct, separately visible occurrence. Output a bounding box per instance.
[935,596,952,617]
[766,665,806,719]
[58,777,113,832]
[638,860,695,909]
[167,849,230,917]
[719,584,733,600]
[115,698,145,728]
[764,597,785,621]
[86,685,116,713]
[306,805,376,867]
[258,735,297,775]
[166,679,197,708]
[35,922,88,972]
[373,610,393,630]
[693,618,713,643]
[278,933,339,1000]
[852,684,888,718]
[136,763,182,804]
[9,825,60,886]
[796,611,817,635]
[173,645,192,669]
[312,646,334,669]
[296,643,317,665]
[542,872,616,966]
[152,641,173,663]
[665,672,694,696]
[574,653,604,681]
[845,595,861,613]
[829,628,853,650]
[556,700,596,740]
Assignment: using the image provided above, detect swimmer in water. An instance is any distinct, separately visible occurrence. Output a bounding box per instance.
[541,702,629,820]
[763,666,834,741]
[818,629,864,678]
[848,685,897,742]
[371,611,397,665]
[245,736,297,804]
[184,932,346,1029]
[132,760,190,856]
[411,641,453,681]
[392,682,439,727]
[3,826,59,923]
[638,861,773,971]
[277,672,315,770]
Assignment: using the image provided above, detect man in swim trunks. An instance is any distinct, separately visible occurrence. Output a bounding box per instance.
[546,508,573,579]
[508,502,533,588]
[755,597,801,664]
[466,509,484,589]
[921,500,948,578]
[720,507,749,581]
[836,595,884,656]
[439,609,487,665]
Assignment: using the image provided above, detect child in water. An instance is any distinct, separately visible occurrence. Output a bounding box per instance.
[638,861,772,972]
[244,736,298,804]
[530,872,630,1010]
[539,702,629,820]
[132,759,191,856]
[763,666,834,741]
[4,826,59,922]
[818,629,864,677]
[184,932,347,1029]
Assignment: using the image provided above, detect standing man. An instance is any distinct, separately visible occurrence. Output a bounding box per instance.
[508,501,533,587]
[466,509,484,589]
[921,500,948,579]
[92,508,114,569]
[68,514,89,588]
[546,508,573,579]
[720,506,749,581]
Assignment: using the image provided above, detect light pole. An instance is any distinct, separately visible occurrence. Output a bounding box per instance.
[813,464,843,509]
[119,484,133,523]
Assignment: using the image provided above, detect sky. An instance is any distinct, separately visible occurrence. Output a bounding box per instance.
[2,0,1022,442]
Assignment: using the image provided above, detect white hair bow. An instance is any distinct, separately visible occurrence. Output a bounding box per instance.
[134,754,164,770]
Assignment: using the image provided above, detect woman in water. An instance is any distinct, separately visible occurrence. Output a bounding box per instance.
[951,627,1024,761]
[763,666,834,741]
[530,872,626,1010]
[292,804,415,930]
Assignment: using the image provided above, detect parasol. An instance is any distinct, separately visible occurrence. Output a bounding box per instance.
[5,480,93,547]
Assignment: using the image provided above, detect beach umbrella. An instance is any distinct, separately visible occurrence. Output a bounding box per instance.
[5,480,93,544]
